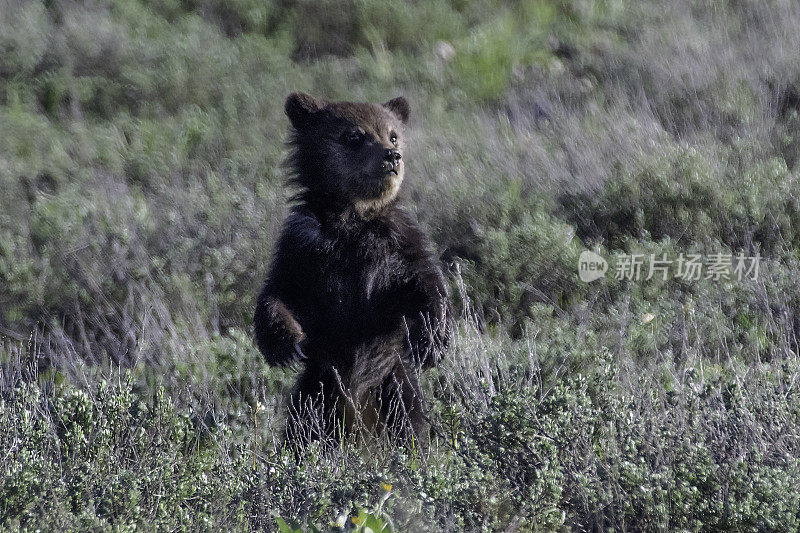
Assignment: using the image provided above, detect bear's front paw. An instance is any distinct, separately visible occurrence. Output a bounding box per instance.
[257,334,307,367]
[254,296,307,366]
[404,308,451,369]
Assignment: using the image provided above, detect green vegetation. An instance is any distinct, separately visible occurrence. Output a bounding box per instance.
[3,0,800,530]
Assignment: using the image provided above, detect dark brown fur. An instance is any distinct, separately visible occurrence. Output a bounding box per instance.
[254,93,451,447]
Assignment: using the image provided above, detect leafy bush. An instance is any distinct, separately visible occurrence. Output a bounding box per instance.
[434,179,585,329]
[560,146,800,255]
[4,316,800,531]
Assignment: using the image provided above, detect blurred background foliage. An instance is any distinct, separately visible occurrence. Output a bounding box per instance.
[3,0,800,530]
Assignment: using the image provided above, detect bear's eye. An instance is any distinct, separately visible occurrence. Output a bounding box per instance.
[390,133,398,146]
[343,131,364,146]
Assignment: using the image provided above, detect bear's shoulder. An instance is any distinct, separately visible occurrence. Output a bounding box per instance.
[280,208,323,248]
[383,206,430,253]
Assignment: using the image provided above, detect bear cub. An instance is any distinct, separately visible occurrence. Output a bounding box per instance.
[254,93,452,447]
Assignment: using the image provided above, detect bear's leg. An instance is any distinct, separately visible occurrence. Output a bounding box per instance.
[284,365,344,449]
[379,362,426,446]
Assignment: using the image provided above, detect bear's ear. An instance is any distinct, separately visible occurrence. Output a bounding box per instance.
[383,96,409,124]
[285,92,323,131]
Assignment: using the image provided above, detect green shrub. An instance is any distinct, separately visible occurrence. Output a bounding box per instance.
[560,146,800,255]
[436,179,585,329]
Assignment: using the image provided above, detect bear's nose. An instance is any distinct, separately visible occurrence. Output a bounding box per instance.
[384,149,402,165]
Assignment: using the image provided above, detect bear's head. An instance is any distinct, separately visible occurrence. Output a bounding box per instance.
[284,92,410,216]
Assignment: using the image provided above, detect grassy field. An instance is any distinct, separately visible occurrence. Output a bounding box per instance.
[3,0,800,530]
